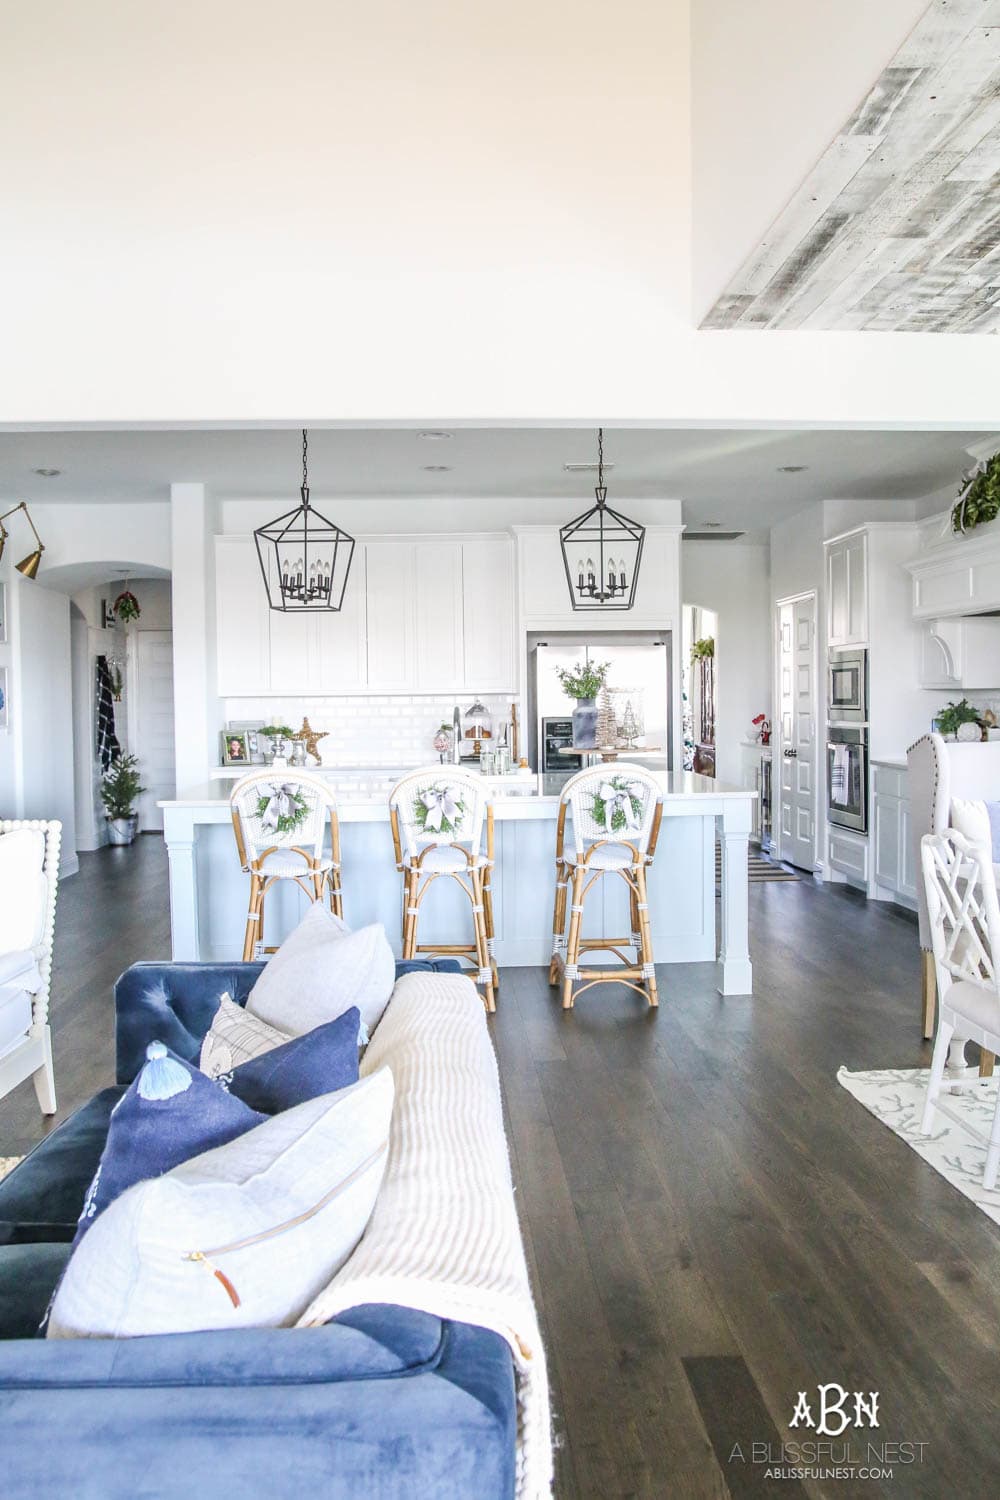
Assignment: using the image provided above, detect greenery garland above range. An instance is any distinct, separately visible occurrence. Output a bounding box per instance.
[951,453,1000,535]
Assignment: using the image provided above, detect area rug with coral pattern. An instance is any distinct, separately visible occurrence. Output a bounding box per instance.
[838,1066,1000,1227]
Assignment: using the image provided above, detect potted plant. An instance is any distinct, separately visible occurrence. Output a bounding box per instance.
[935,699,983,742]
[555,659,610,749]
[112,589,141,626]
[101,754,146,845]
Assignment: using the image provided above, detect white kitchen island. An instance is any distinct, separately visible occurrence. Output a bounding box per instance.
[160,771,755,995]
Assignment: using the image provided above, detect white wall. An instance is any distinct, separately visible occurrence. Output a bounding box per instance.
[2,1,998,428]
[692,0,927,317]
[10,578,76,875]
[682,540,771,784]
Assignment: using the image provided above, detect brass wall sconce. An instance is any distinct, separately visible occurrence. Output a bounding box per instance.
[0,502,45,578]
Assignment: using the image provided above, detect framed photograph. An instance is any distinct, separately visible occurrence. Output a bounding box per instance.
[0,582,6,644]
[221,729,251,766]
[0,666,7,732]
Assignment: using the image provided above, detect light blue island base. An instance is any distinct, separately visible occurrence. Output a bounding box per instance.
[161,774,755,995]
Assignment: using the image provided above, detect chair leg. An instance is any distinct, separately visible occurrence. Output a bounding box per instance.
[635,863,658,1008]
[561,867,586,1010]
[920,1016,955,1136]
[549,861,567,985]
[922,951,936,1040]
[242,874,262,961]
[402,868,419,960]
[32,1026,56,1116]
[328,872,344,920]
[980,1050,996,1079]
[482,867,499,993]
[471,868,495,1013]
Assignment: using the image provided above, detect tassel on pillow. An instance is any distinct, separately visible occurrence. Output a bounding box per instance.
[137,1041,193,1100]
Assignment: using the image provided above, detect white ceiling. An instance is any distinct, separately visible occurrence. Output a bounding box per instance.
[0,426,993,534]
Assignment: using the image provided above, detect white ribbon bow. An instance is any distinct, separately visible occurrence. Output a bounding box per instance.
[260,783,298,832]
[420,785,461,833]
[599,780,641,834]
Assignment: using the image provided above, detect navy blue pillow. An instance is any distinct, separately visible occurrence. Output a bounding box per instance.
[225,1006,361,1113]
[75,1045,265,1242]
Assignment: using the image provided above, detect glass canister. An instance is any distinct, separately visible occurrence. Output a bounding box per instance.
[462,697,493,756]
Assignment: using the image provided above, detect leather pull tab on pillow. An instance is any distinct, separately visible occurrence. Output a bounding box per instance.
[138,1042,193,1100]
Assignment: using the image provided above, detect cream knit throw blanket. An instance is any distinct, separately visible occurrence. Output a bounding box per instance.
[297,971,553,1499]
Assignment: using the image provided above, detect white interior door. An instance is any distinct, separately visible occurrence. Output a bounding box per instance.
[776,596,817,871]
[132,630,175,832]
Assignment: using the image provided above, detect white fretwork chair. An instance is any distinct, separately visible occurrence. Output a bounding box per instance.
[0,820,60,1115]
[920,828,1000,1190]
[549,765,663,1010]
[388,766,496,1012]
[230,770,342,961]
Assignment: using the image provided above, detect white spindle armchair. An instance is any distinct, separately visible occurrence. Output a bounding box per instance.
[0,820,60,1115]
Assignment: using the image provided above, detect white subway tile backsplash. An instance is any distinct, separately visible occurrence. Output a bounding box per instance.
[222,693,518,768]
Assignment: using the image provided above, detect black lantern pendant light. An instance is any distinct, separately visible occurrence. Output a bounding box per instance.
[559,429,644,610]
[254,430,355,612]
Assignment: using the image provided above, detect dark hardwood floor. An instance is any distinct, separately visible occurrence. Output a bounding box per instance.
[5,838,1000,1498]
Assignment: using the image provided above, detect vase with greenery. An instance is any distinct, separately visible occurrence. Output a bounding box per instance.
[556,659,611,749]
[101,754,146,846]
[935,698,982,741]
[258,723,295,763]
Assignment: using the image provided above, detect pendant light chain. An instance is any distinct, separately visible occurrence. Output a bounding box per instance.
[597,427,604,498]
[301,428,309,497]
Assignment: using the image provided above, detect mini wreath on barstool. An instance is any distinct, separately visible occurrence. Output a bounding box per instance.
[590,776,644,835]
[255,784,310,835]
[413,783,468,838]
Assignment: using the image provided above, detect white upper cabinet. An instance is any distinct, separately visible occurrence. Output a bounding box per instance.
[315,556,367,690]
[826,531,868,647]
[365,541,416,689]
[215,534,517,697]
[216,537,270,694]
[462,538,515,691]
[413,541,463,691]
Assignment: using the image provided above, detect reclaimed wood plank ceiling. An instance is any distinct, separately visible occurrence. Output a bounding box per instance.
[703,0,1000,332]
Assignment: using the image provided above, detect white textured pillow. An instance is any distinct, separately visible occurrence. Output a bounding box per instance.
[47,1068,394,1340]
[951,798,992,852]
[247,902,395,1039]
[200,993,291,1078]
[0,829,48,953]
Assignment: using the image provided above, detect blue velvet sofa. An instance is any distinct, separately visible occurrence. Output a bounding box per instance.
[0,961,516,1500]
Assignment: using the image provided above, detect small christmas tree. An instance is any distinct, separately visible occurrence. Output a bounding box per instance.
[596,687,616,747]
[621,700,640,747]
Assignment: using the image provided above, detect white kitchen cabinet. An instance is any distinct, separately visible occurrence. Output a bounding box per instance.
[413,541,463,690]
[828,826,869,885]
[462,538,516,691]
[917,617,1000,690]
[826,530,868,647]
[268,608,314,693]
[216,538,270,694]
[315,561,367,690]
[871,763,917,908]
[365,541,416,689]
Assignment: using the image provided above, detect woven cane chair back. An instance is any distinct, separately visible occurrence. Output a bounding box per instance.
[389,766,489,864]
[230,769,334,869]
[562,764,662,858]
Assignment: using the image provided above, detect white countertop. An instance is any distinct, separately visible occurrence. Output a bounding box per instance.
[161,768,755,817]
[870,757,908,770]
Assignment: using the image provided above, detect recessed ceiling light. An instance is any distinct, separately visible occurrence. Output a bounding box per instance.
[422,464,452,473]
[33,467,61,478]
[700,520,722,528]
[417,430,452,441]
[777,465,808,473]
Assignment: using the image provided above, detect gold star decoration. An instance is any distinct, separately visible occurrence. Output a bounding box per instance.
[293,716,328,765]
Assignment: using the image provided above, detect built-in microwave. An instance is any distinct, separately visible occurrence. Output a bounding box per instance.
[828,647,868,724]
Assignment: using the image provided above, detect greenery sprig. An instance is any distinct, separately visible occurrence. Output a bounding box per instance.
[935,698,981,737]
[951,455,1000,534]
[255,788,308,834]
[555,659,610,700]
[590,776,644,834]
[690,637,715,661]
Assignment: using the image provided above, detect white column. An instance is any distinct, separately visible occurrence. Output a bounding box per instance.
[718,799,753,995]
[164,806,201,960]
[170,482,219,792]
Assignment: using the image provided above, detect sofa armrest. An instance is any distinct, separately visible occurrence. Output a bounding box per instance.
[0,1310,515,1500]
